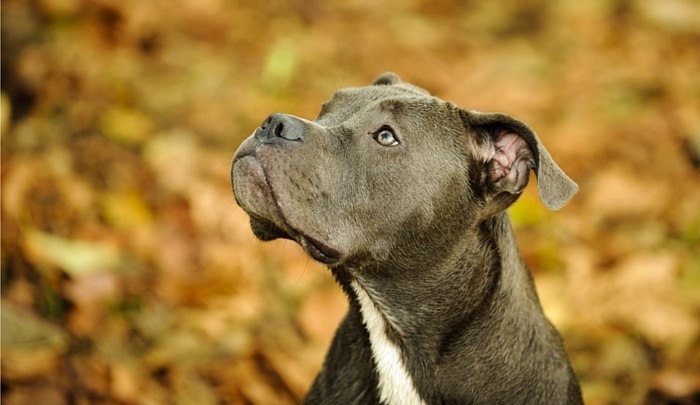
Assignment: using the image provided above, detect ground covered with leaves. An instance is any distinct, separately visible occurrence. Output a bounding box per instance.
[2,0,700,404]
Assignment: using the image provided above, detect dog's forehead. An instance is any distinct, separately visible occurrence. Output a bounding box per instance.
[316,83,443,125]
[328,83,431,106]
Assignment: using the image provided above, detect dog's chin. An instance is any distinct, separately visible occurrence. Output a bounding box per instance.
[248,216,341,265]
[249,215,293,241]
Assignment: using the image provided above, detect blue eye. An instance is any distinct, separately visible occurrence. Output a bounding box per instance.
[373,127,399,147]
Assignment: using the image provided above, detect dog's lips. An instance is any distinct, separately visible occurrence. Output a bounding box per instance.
[298,232,341,265]
[233,149,341,265]
[232,154,288,229]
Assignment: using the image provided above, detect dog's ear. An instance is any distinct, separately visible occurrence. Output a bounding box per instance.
[461,110,578,210]
[373,72,402,86]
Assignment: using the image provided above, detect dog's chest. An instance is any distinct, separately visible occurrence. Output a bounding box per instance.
[350,280,426,405]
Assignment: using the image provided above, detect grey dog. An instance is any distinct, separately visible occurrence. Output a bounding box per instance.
[231,73,583,404]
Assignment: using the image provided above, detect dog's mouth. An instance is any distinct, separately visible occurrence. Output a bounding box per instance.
[232,152,341,265]
[297,232,341,264]
[246,214,340,264]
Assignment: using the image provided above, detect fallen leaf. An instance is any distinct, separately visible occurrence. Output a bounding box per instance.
[100,106,155,145]
[261,39,299,90]
[22,229,122,277]
[100,188,154,230]
[1,299,67,380]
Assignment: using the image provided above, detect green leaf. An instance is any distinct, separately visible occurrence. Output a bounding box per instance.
[24,230,122,277]
[261,40,299,90]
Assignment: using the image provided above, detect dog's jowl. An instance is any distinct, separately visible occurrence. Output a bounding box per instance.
[231,73,583,405]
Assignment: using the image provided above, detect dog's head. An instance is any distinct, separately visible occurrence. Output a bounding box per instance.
[231,73,577,266]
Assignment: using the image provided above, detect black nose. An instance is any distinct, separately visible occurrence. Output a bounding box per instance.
[255,113,304,143]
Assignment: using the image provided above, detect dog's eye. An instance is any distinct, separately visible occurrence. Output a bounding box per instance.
[373,126,399,147]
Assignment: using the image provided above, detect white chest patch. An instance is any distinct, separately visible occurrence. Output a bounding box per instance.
[350,280,426,405]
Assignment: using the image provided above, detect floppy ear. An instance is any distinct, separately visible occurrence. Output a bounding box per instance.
[462,110,578,210]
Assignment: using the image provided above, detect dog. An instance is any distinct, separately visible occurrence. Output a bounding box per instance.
[231,72,583,404]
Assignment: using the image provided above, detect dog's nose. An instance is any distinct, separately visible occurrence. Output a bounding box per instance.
[255,113,304,143]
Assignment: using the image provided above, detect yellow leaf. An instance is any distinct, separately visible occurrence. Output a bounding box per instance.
[101,190,153,230]
[1,91,11,138]
[100,106,154,145]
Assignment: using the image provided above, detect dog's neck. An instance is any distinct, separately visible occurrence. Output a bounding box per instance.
[331,213,546,404]
[335,213,540,341]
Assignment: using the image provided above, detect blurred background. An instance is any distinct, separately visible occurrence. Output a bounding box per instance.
[2,0,699,404]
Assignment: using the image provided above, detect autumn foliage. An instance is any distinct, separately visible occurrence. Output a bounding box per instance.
[2,0,700,404]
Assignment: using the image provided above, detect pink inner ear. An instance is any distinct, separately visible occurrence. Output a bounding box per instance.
[489,132,535,193]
